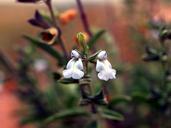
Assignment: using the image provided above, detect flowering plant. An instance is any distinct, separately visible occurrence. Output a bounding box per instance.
[2,1,171,128]
[6,0,123,127]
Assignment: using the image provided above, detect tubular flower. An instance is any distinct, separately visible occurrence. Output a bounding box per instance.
[59,9,77,25]
[28,10,50,29]
[63,50,84,79]
[96,51,116,81]
[40,27,58,45]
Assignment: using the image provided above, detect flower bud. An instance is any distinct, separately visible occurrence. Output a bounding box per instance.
[77,32,86,43]
[76,32,89,44]
[40,27,58,45]
[76,32,89,54]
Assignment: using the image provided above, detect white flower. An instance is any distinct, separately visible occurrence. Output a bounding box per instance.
[63,50,84,79]
[96,51,116,81]
[33,59,48,72]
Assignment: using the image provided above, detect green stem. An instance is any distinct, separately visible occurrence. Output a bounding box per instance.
[161,61,167,91]
[160,41,168,92]
[79,56,98,113]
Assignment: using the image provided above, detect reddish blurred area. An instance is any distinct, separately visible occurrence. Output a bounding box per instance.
[1,1,171,128]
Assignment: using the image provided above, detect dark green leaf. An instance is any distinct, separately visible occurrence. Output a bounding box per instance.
[93,91,107,105]
[23,35,65,66]
[52,72,62,81]
[100,108,124,121]
[131,93,148,103]
[44,108,89,124]
[109,96,131,106]
[88,30,106,49]
[20,115,45,125]
[87,121,98,128]
[59,78,79,84]
[88,50,102,63]
[159,29,171,42]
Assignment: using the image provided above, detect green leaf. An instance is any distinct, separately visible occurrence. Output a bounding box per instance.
[87,121,98,128]
[109,96,131,106]
[52,72,62,81]
[44,108,89,124]
[100,108,124,121]
[88,50,102,63]
[159,29,171,42]
[20,115,45,125]
[59,78,79,84]
[88,30,106,49]
[23,35,65,66]
[131,93,148,103]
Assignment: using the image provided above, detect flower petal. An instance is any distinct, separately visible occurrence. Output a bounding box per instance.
[34,59,47,72]
[98,71,109,81]
[75,58,84,70]
[97,68,116,81]
[71,50,80,59]
[110,69,116,79]
[104,60,112,68]
[66,58,75,69]
[97,50,107,60]
[63,69,72,78]
[109,69,116,79]
[72,69,84,79]
[96,60,105,72]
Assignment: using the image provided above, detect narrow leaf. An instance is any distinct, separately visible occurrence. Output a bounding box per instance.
[59,78,79,84]
[23,35,65,66]
[109,96,131,106]
[88,50,102,63]
[20,115,45,125]
[88,30,106,49]
[100,108,124,121]
[131,93,148,103]
[45,108,89,124]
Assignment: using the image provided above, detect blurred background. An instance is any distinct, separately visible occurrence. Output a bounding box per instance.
[1,0,171,128]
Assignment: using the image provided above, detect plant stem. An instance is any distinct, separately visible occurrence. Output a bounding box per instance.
[79,57,97,113]
[0,51,16,74]
[45,0,68,60]
[46,0,57,28]
[161,61,167,91]
[102,84,110,103]
[160,42,168,92]
[76,0,92,38]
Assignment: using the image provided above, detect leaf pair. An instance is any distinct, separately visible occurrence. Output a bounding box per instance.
[80,91,107,106]
[44,108,89,124]
[44,107,123,125]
